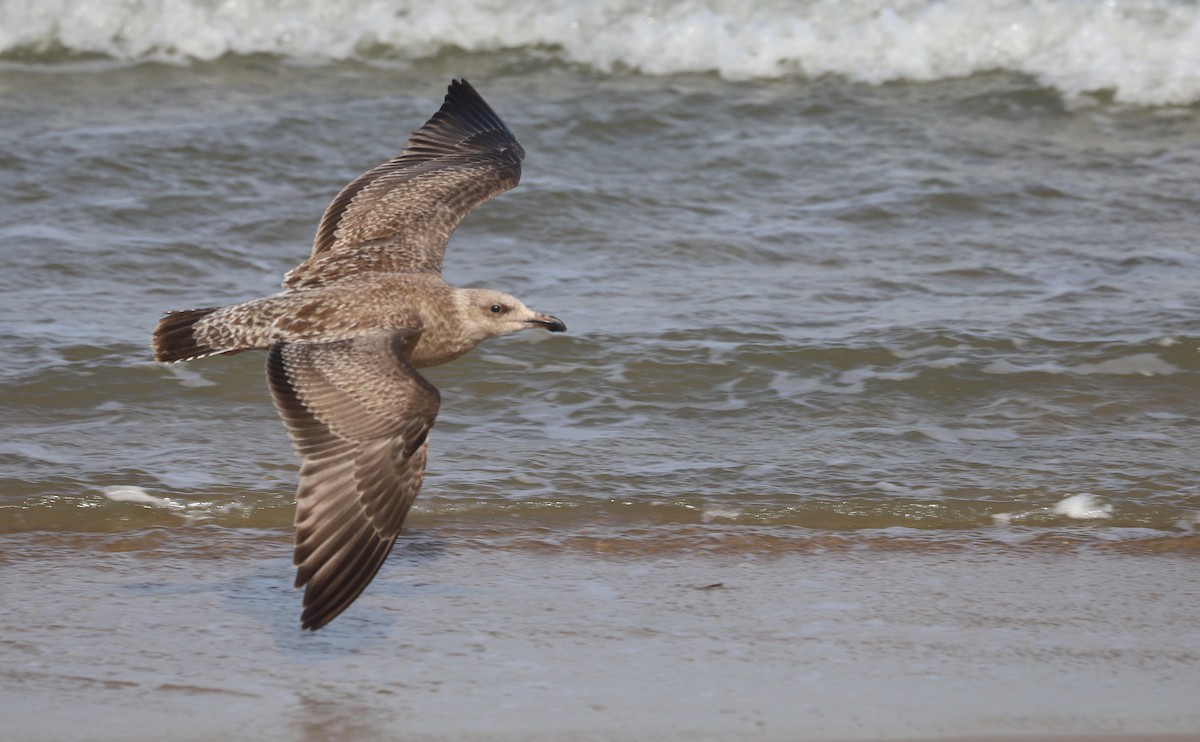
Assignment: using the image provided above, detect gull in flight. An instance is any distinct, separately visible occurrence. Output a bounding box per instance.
[152,80,565,630]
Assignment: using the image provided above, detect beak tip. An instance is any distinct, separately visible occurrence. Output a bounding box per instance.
[530,312,566,333]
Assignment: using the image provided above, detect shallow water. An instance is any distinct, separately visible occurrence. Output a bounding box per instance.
[2,58,1199,550]
[4,537,1200,741]
[3,4,1200,739]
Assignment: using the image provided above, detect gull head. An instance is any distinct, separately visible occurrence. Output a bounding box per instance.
[458,288,566,341]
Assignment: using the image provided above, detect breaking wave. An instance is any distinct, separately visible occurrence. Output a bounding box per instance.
[3,0,1200,105]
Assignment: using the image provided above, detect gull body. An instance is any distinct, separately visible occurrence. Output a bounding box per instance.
[152,80,565,630]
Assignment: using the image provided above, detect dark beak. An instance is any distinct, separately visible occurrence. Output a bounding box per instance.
[526,312,567,333]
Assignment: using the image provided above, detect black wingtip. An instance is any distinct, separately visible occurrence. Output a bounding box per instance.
[448,78,475,95]
[442,78,489,119]
[399,78,522,162]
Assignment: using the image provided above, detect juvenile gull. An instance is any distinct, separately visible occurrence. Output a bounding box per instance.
[152,80,566,631]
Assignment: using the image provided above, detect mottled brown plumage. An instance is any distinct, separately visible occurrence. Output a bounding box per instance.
[151,80,565,630]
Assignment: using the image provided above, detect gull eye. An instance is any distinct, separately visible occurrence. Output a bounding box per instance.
[489,303,506,314]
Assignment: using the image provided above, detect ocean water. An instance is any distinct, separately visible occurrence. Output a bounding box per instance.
[5,3,1200,739]
[2,1,1200,562]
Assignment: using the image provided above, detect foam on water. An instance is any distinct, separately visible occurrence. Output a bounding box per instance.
[101,485,180,508]
[994,493,1116,525]
[1052,492,1114,520]
[3,0,1200,105]
[1,50,1198,546]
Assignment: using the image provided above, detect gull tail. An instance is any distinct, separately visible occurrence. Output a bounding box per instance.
[152,308,224,363]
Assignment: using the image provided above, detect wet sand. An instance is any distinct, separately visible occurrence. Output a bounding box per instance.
[2,531,1199,741]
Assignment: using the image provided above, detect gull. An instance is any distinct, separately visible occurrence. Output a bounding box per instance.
[152,80,566,630]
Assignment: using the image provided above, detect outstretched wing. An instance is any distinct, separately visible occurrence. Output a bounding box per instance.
[266,330,440,630]
[285,79,525,288]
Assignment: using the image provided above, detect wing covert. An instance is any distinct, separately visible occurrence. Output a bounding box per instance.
[285,79,524,288]
[266,330,441,630]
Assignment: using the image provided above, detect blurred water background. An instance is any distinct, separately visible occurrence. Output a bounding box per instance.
[2,0,1199,556]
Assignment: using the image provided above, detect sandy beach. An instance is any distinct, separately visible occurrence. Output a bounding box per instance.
[3,530,1198,741]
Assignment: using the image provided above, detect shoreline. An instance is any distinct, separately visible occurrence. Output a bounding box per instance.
[3,537,1199,740]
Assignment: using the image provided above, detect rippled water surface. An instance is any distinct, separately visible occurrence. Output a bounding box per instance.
[2,57,1199,554]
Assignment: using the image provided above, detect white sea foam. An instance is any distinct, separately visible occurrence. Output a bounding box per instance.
[700,506,742,523]
[101,485,179,508]
[1052,492,1114,520]
[3,0,1200,105]
[164,363,218,389]
[992,492,1116,524]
